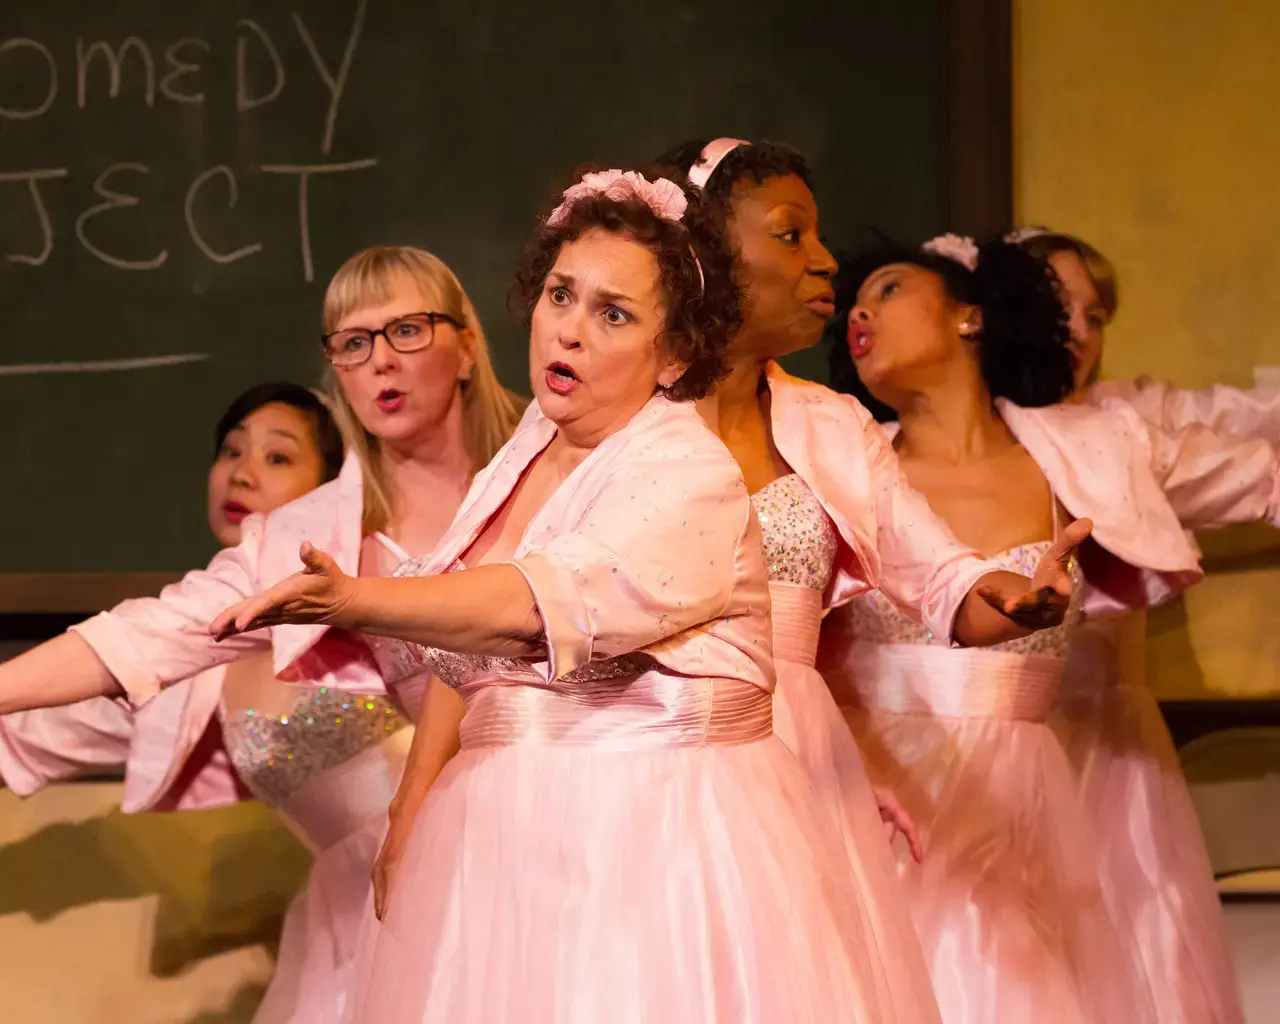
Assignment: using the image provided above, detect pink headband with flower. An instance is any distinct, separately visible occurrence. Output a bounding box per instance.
[921,233,980,271]
[687,137,749,190]
[546,169,705,293]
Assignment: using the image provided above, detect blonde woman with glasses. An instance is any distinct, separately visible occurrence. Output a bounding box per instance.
[0,245,524,1024]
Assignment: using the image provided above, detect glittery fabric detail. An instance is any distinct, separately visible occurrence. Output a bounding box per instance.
[382,555,652,691]
[750,474,837,592]
[220,688,406,807]
[845,540,1083,656]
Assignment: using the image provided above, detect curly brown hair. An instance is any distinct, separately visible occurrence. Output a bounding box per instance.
[510,168,742,402]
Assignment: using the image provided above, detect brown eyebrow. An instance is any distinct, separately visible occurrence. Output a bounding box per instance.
[547,271,638,307]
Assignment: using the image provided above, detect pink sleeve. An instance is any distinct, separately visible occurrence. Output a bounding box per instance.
[1094,377,1280,443]
[512,442,749,680]
[0,698,135,796]
[1140,414,1280,530]
[858,416,993,641]
[69,516,272,704]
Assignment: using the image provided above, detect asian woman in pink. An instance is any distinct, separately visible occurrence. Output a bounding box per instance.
[210,169,1085,1024]
[0,246,524,1024]
[1010,226,1278,1024]
[0,381,383,1019]
[817,231,1267,1023]
[655,137,1099,1024]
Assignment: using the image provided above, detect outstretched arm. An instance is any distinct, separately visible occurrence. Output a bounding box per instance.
[0,633,122,717]
[213,546,544,657]
[952,518,1092,646]
[1092,377,1280,443]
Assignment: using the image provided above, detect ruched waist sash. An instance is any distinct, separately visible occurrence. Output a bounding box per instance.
[458,676,773,751]
[277,728,412,852]
[830,643,1065,722]
[769,582,823,667]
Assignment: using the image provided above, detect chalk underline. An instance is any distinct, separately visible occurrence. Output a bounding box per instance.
[0,353,211,376]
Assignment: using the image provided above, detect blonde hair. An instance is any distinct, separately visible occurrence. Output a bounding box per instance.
[322,246,526,532]
[1018,232,1120,323]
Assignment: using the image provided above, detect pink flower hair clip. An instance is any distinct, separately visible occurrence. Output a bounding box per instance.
[547,170,689,227]
[546,169,704,294]
[922,233,979,271]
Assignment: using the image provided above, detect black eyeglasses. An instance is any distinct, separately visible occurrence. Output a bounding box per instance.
[321,312,464,368]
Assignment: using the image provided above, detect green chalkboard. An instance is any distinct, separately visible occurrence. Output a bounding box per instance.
[0,0,950,576]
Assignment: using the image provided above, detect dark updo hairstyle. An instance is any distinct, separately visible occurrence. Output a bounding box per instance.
[825,235,1074,422]
[511,166,741,402]
[214,382,345,482]
[653,139,811,209]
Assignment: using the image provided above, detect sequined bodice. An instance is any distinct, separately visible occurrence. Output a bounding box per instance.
[844,540,1083,657]
[371,556,651,695]
[220,687,407,807]
[751,474,837,592]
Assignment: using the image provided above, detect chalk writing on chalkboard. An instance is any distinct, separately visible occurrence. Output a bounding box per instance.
[0,0,376,331]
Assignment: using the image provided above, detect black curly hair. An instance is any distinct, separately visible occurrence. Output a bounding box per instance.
[653,139,811,206]
[510,166,741,402]
[825,235,1074,421]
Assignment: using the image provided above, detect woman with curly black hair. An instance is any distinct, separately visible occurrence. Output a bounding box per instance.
[820,232,1280,1022]
[657,139,1102,1024]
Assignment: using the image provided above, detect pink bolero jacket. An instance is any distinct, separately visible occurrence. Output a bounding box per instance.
[368,394,775,691]
[764,363,992,634]
[68,453,384,707]
[0,452,387,810]
[1089,377,1280,443]
[0,670,243,812]
[998,398,1279,616]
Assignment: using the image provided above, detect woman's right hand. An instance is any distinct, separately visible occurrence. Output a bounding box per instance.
[372,811,413,921]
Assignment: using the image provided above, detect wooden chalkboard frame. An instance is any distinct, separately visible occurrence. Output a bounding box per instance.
[0,0,1014,617]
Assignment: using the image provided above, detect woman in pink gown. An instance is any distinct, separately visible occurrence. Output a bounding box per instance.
[813,233,1267,1022]
[1009,226,1280,1024]
[214,169,1082,1024]
[658,137,1100,1024]
[0,247,524,1024]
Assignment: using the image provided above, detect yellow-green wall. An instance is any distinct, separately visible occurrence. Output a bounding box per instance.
[1015,3,1280,387]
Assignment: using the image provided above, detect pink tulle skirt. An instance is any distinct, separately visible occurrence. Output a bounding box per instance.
[1055,614,1244,1024]
[340,678,888,1024]
[832,643,1158,1024]
[768,585,941,1023]
[252,818,384,1024]
[252,732,411,1024]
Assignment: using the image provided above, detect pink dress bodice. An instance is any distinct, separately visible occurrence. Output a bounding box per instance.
[751,473,836,668]
[219,686,406,809]
[752,473,838,593]
[828,541,1083,722]
[843,541,1080,656]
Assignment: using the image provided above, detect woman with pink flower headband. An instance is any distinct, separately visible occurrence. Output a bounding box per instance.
[1009,225,1270,1024]
[205,165,956,1023]
[823,232,1280,1023]
[658,139,1100,1024]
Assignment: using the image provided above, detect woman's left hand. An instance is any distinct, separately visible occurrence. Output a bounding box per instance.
[976,518,1093,630]
[211,542,356,639]
[874,785,924,863]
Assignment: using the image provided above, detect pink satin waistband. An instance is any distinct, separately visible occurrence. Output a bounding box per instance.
[277,729,412,852]
[458,676,773,751]
[829,643,1065,722]
[769,582,822,667]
